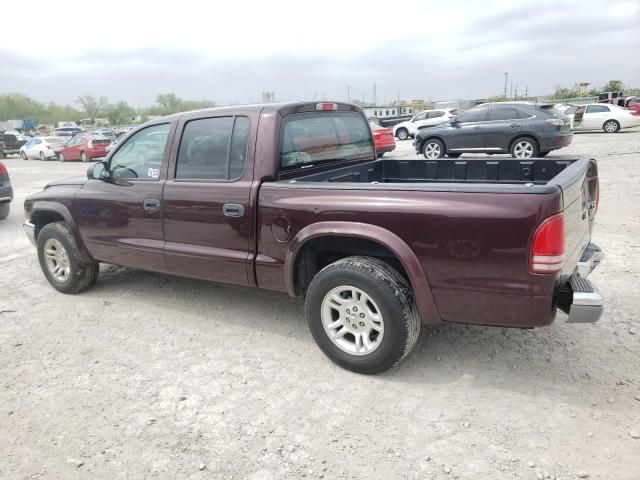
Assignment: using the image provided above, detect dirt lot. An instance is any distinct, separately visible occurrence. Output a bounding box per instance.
[1,130,639,480]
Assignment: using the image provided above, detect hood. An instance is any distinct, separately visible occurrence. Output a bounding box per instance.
[45,176,87,188]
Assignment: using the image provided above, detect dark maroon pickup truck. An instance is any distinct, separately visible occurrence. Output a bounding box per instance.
[23,102,604,373]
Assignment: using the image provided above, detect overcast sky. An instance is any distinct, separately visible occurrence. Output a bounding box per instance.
[1,0,638,107]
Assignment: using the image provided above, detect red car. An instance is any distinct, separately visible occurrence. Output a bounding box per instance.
[369,122,395,157]
[55,134,111,162]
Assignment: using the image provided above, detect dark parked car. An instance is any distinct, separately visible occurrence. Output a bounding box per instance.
[0,133,28,158]
[23,102,603,374]
[415,102,573,159]
[0,161,13,219]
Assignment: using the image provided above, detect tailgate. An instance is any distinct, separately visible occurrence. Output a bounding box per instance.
[553,159,599,278]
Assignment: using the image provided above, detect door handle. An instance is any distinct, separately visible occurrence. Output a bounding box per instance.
[510,123,520,128]
[223,203,245,217]
[143,198,161,211]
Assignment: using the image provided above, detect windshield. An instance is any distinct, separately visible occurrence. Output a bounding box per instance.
[280,112,374,171]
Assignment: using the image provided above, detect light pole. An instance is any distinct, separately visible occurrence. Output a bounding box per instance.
[347,85,351,103]
[504,72,508,99]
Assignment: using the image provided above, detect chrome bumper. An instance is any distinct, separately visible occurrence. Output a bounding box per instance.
[23,221,36,247]
[563,243,605,323]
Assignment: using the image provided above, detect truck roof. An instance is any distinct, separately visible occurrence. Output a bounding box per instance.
[146,101,362,125]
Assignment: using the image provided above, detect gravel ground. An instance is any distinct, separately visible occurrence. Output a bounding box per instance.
[1,129,639,480]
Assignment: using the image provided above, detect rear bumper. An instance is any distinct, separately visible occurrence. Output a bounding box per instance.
[558,243,605,323]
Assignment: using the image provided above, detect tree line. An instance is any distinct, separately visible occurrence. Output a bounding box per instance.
[0,93,216,126]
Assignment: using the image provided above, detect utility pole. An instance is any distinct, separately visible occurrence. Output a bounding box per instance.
[510,82,513,100]
[504,72,508,98]
[347,85,351,103]
[514,84,518,100]
[525,85,528,99]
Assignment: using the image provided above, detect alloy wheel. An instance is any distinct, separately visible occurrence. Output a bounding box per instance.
[604,121,618,133]
[43,238,71,283]
[424,142,441,159]
[321,285,384,355]
[513,141,534,158]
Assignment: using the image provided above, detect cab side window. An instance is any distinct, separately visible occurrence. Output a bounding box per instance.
[109,123,170,180]
[175,116,250,181]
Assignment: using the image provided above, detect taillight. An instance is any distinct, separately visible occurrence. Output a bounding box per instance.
[530,213,565,274]
[0,161,7,175]
[545,118,564,126]
[316,103,338,111]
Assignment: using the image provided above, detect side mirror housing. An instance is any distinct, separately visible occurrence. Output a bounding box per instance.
[87,160,109,180]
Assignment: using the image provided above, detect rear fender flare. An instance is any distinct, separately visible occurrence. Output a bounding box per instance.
[285,221,441,325]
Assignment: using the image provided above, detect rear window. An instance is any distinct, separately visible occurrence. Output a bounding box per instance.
[280,112,374,171]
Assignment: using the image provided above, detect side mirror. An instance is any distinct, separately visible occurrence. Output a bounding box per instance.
[87,160,109,180]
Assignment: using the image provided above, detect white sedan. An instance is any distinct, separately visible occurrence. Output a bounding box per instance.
[393,108,457,140]
[20,136,67,160]
[563,104,640,133]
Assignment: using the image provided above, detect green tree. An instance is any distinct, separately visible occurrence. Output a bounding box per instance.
[76,95,107,120]
[150,93,216,115]
[104,101,136,125]
[550,85,579,100]
[602,80,624,92]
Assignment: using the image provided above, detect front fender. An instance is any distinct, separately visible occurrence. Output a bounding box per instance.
[285,221,441,325]
[29,201,93,263]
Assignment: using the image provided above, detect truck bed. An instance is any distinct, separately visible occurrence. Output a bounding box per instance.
[283,157,584,189]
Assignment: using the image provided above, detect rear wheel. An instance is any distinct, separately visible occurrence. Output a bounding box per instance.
[39,151,46,161]
[422,139,445,159]
[603,120,620,133]
[0,203,9,220]
[510,137,539,158]
[81,151,89,162]
[305,256,420,374]
[37,222,99,294]
[396,128,409,141]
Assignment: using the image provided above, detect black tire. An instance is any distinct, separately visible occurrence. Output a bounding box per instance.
[58,153,65,162]
[396,128,409,141]
[305,256,420,374]
[40,151,46,161]
[446,153,461,158]
[81,151,89,162]
[0,203,9,220]
[602,119,620,133]
[510,137,539,158]
[37,222,99,294]
[21,151,28,160]
[422,138,446,159]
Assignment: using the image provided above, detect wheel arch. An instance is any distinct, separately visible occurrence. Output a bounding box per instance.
[285,221,441,325]
[417,135,447,153]
[509,133,540,152]
[30,201,93,262]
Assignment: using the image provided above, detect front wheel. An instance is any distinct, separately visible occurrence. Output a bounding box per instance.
[396,128,409,141]
[510,138,539,158]
[0,203,9,220]
[21,151,28,160]
[37,222,99,294]
[305,256,420,374]
[422,139,445,159]
[603,120,620,133]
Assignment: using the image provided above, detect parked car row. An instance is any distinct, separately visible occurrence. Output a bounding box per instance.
[393,108,458,140]
[19,133,112,162]
[414,102,573,159]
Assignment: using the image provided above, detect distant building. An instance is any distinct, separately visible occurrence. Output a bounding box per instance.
[362,106,413,127]
[262,92,276,103]
[575,82,590,96]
